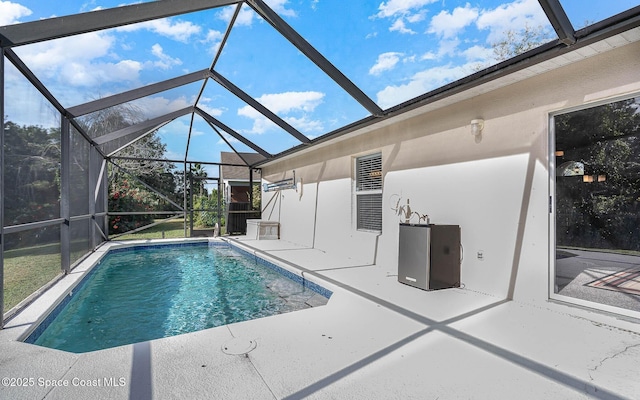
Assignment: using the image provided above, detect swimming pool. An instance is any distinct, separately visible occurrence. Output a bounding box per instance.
[25,241,331,353]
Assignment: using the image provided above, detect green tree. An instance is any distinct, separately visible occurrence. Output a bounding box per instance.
[491,24,553,62]
[3,121,61,226]
[555,98,640,250]
[78,104,177,234]
[473,24,553,71]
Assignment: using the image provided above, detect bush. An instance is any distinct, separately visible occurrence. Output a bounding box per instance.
[108,179,157,234]
[193,195,222,227]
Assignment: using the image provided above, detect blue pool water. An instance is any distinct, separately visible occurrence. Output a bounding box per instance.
[30,242,329,353]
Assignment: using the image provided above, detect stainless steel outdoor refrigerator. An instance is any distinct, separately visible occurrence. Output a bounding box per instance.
[398,224,461,290]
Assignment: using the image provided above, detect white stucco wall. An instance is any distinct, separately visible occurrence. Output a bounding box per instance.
[260,40,640,305]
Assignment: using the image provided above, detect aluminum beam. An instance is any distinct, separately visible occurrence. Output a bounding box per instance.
[68,70,210,117]
[211,3,242,70]
[194,107,272,159]
[60,118,71,274]
[94,107,193,146]
[110,155,250,168]
[88,147,103,249]
[537,0,576,45]
[210,70,311,144]
[0,0,241,47]
[246,0,384,117]
[184,113,197,165]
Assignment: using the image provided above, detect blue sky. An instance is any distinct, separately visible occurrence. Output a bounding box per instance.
[2,0,639,171]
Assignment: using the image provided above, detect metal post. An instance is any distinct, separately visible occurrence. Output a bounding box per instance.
[89,145,97,249]
[217,165,222,234]
[60,118,71,273]
[1,49,5,326]
[183,162,187,237]
[189,163,194,235]
[249,167,254,215]
[103,158,109,241]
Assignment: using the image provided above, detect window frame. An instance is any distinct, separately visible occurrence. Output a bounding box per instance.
[353,152,383,233]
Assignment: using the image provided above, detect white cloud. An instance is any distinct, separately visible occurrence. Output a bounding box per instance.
[419,38,461,61]
[369,52,403,75]
[476,0,548,43]
[218,4,255,26]
[376,1,433,36]
[15,32,143,87]
[389,18,416,34]
[237,91,324,134]
[0,0,31,25]
[196,96,225,118]
[150,44,182,70]
[436,38,461,58]
[116,18,201,42]
[202,29,224,54]
[253,91,324,115]
[406,10,427,23]
[204,29,224,42]
[284,116,323,133]
[200,30,223,56]
[376,63,473,108]
[461,45,493,62]
[428,4,478,39]
[135,95,192,118]
[62,59,143,87]
[266,0,297,17]
[218,0,296,27]
[376,0,437,18]
[420,51,437,60]
[240,116,278,134]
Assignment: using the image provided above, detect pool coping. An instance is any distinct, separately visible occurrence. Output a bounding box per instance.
[3,237,339,348]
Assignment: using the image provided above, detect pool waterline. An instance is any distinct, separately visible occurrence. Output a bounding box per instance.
[19,238,333,353]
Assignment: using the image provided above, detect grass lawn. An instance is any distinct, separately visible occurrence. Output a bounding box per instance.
[115,218,190,240]
[3,243,62,313]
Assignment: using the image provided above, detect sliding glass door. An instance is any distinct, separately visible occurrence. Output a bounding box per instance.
[553,95,640,316]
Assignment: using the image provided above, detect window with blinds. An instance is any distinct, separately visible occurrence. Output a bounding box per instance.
[355,153,382,232]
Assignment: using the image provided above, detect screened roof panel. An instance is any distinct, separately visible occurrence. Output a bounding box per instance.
[199,77,302,155]
[10,7,230,108]
[213,4,371,138]
[560,0,640,29]
[281,0,557,110]
[103,81,203,121]
[186,114,245,164]
[155,115,192,161]
[3,55,60,129]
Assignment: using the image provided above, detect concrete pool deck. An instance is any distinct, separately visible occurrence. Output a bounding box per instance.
[1,237,639,399]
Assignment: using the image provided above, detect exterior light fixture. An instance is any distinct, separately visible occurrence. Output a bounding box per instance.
[470,119,484,136]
